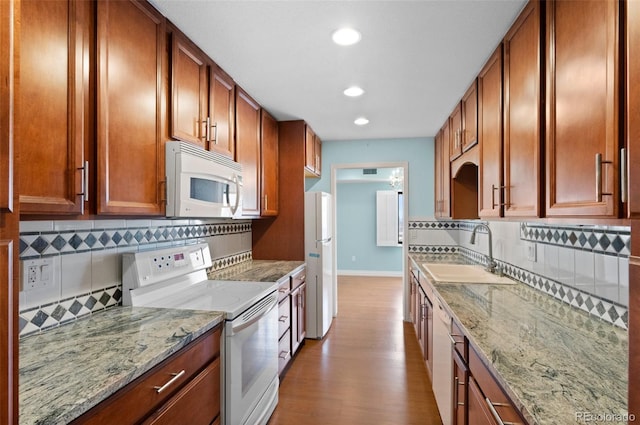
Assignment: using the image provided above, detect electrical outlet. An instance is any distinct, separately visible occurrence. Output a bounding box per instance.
[352,255,356,262]
[22,258,57,291]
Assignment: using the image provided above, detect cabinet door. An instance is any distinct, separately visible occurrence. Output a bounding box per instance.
[304,125,316,176]
[297,282,306,345]
[171,32,207,148]
[96,0,166,216]
[452,351,468,425]
[314,134,322,175]
[449,105,463,161]
[17,0,90,215]
[462,80,478,152]
[235,87,261,217]
[441,121,451,217]
[546,0,619,217]
[209,65,235,158]
[504,0,542,218]
[421,292,433,378]
[0,1,17,421]
[478,46,503,218]
[260,110,278,216]
[627,0,640,218]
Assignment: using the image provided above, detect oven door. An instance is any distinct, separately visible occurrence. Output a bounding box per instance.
[224,294,279,425]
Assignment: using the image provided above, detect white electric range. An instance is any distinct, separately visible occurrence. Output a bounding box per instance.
[122,243,279,425]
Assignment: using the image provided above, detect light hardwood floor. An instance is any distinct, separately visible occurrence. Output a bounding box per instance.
[268,276,443,425]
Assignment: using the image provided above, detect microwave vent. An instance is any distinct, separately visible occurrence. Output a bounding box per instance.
[363,168,377,175]
[167,141,242,172]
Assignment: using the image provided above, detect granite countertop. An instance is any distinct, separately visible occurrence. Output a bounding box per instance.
[19,307,224,425]
[409,253,628,425]
[208,260,305,282]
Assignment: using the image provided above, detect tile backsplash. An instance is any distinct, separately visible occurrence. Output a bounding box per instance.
[18,218,252,337]
[408,218,630,330]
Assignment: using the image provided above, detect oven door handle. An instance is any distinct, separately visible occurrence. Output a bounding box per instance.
[229,295,278,335]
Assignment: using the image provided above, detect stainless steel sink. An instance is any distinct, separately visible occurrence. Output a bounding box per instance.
[422,263,515,284]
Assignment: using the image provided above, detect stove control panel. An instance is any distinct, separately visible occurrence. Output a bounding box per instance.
[122,243,213,295]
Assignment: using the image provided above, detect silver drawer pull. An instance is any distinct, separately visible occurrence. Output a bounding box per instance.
[154,370,186,394]
[448,333,463,345]
[279,315,289,322]
[485,397,520,425]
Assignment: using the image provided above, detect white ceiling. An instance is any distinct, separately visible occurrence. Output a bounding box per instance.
[150,0,527,141]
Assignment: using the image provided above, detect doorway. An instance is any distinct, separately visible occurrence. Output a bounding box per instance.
[330,162,409,320]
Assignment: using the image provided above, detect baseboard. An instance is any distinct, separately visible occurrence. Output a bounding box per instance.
[338,270,403,277]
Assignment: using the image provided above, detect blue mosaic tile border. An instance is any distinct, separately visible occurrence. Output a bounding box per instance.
[408,245,458,254]
[19,222,251,260]
[19,285,122,337]
[209,251,252,272]
[520,222,630,257]
[408,220,460,230]
[456,247,628,329]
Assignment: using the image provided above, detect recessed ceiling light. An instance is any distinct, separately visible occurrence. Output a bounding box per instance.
[344,86,365,97]
[354,117,369,126]
[332,28,361,46]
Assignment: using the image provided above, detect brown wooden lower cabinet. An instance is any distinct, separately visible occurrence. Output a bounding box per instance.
[72,326,221,425]
[452,350,468,425]
[468,345,525,425]
[142,359,220,425]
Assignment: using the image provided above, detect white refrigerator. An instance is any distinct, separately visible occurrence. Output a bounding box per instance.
[304,191,335,339]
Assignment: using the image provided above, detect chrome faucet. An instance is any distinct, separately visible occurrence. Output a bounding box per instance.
[470,223,498,274]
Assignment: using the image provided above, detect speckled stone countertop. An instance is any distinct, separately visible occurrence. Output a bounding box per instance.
[208,260,305,282]
[409,253,628,425]
[19,307,224,425]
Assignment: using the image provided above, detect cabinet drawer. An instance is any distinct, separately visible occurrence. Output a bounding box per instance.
[277,278,291,302]
[450,319,468,362]
[291,267,306,290]
[469,345,525,424]
[73,326,221,425]
[142,357,220,425]
[278,296,291,339]
[278,329,292,375]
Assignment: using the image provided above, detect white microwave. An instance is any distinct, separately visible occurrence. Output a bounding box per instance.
[166,141,243,218]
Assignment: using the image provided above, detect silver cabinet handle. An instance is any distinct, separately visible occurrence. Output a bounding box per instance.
[211,122,218,144]
[595,153,612,202]
[621,148,628,203]
[154,370,186,393]
[485,397,520,425]
[77,161,89,213]
[448,333,464,345]
[279,315,289,322]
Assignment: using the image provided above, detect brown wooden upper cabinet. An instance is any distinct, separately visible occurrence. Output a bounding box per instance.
[449,104,463,161]
[304,125,322,177]
[96,0,167,215]
[170,30,235,158]
[17,0,91,215]
[626,0,640,219]
[260,110,279,216]
[235,87,261,217]
[170,31,208,149]
[461,80,478,152]
[545,0,620,218]
[478,46,503,218]
[503,0,543,218]
[434,126,451,218]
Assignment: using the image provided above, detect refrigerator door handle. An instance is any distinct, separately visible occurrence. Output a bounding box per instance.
[317,237,332,243]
